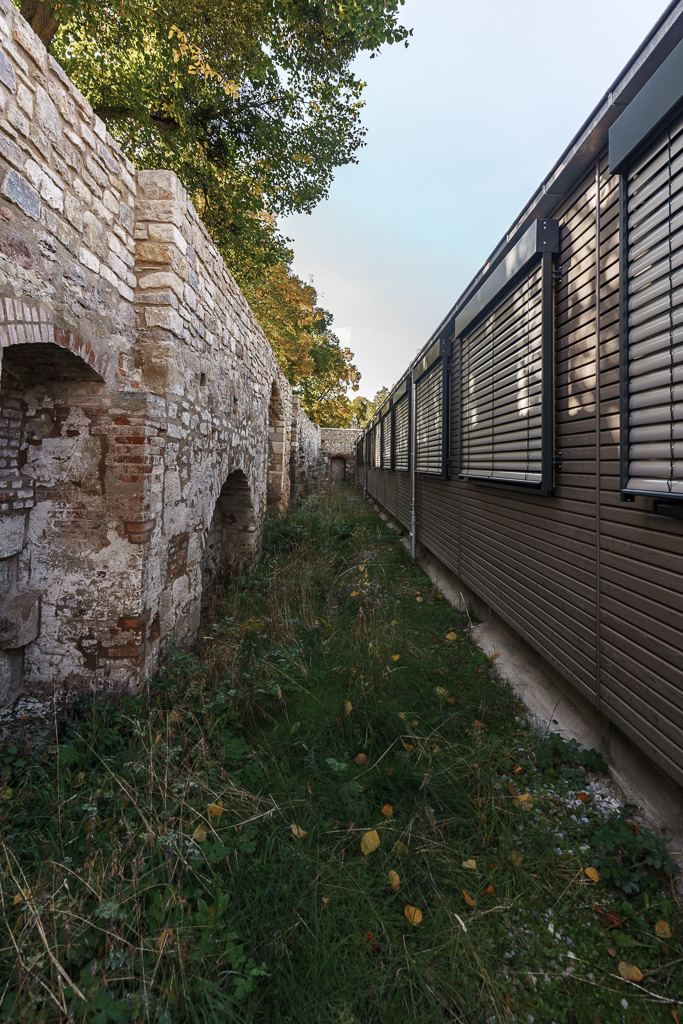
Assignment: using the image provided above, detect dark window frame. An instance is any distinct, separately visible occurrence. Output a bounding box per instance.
[413,340,449,477]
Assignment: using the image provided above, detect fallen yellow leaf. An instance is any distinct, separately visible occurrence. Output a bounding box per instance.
[0,787,13,801]
[381,804,393,818]
[491,653,500,660]
[394,841,409,856]
[585,867,600,883]
[307,780,312,794]
[12,888,31,906]
[344,701,353,716]
[462,890,476,907]
[391,654,400,662]
[434,686,449,697]
[391,619,398,625]
[404,905,422,925]
[208,800,223,819]
[462,859,477,870]
[193,825,207,843]
[416,596,423,603]
[404,743,414,752]
[322,896,330,909]
[508,850,523,866]
[446,631,457,641]
[515,793,534,811]
[577,792,590,803]
[157,928,173,951]
[618,961,643,983]
[655,920,672,939]
[360,829,380,856]
[473,720,486,731]
[290,824,308,839]
[389,870,400,892]
[483,885,495,894]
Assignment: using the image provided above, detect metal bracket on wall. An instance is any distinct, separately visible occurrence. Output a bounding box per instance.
[552,266,564,284]
[552,451,564,471]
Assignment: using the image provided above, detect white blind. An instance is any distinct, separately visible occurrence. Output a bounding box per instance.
[381,412,392,467]
[626,111,683,495]
[415,362,443,474]
[394,394,409,472]
[461,261,543,483]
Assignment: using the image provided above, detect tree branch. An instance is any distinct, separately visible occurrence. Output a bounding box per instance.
[19,0,60,48]
[94,107,181,148]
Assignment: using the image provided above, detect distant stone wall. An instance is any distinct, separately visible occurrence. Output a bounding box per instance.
[0,1,331,702]
[320,427,360,480]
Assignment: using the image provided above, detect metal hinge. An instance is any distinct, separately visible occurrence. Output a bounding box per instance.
[552,451,564,471]
[552,266,564,284]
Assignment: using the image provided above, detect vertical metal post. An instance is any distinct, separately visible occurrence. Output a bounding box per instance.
[595,159,602,710]
[410,379,417,559]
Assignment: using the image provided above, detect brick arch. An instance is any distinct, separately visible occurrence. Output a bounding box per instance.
[0,341,148,696]
[200,469,256,593]
[266,380,287,511]
[0,301,116,388]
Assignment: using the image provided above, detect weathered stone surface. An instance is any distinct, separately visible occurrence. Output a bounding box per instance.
[0,49,16,94]
[0,1,330,699]
[0,591,40,649]
[0,513,26,558]
[1,169,40,219]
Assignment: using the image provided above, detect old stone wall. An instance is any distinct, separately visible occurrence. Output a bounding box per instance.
[0,1,335,702]
[320,427,360,481]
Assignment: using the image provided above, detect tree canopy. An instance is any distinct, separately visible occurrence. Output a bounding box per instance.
[18,1,408,424]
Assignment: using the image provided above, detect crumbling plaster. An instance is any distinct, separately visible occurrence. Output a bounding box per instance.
[0,1,332,701]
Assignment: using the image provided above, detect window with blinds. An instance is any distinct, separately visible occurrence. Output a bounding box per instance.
[381,412,392,468]
[624,110,683,497]
[461,261,543,483]
[394,394,410,472]
[415,363,444,474]
[373,423,381,468]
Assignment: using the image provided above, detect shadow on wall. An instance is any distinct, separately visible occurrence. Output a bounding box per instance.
[200,470,256,595]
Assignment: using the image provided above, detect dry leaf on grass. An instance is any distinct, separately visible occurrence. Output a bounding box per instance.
[290,824,308,839]
[12,889,31,906]
[157,928,173,952]
[394,841,409,856]
[360,829,380,856]
[618,961,644,983]
[462,859,477,870]
[404,743,415,752]
[491,653,500,660]
[344,701,353,716]
[508,851,523,866]
[404,905,422,925]
[321,896,330,909]
[462,890,476,907]
[577,792,590,803]
[584,867,599,882]
[607,948,616,957]
[391,654,400,662]
[381,804,393,818]
[355,753,368,766]
[307,780,312,794]
[446,631,457,641]
[671,1008,679,1024]
[389,870,400,892]
[193,825,207,843]
[482,885,495,894]
[655,920,673,939]
[208,800,223,819]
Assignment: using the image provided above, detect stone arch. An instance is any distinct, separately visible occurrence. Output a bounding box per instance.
[201,469,256,593]
[0,342,146,699]
[267,381,287,511]
[330,456,346,482]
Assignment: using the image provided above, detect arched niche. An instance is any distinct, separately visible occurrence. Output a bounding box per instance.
[267,382,286,511]
[201,469,255,593]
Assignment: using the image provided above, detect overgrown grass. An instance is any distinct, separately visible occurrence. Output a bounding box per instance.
[1,484,681,1023]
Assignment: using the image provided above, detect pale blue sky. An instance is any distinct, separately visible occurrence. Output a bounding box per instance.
[281,0,672,399]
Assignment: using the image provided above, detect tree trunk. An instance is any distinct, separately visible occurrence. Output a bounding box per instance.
[19,1,60,49]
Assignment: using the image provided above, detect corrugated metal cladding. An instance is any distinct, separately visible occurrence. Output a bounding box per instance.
[415,362,443,474]
[625,110,683,496]
[381,411,392,467]
[358,128,683,782]
[461,262,544,483]
[394,394,409,472]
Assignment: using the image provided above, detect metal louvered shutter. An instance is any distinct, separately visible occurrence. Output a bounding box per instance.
[373,424,381,468]
[461,261,543,483]
[415,363,443,474]
[381,412,392,468]
[625,111,683,496]
[394,394,409,472]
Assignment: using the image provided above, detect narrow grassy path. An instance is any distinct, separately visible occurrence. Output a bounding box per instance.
[0,484,681,1024]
